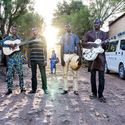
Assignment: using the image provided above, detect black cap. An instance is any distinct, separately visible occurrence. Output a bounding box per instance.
[94,19,102,25]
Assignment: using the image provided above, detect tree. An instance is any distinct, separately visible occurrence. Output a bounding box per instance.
[89,0,125,22]
[54,0,82,16]
[0,0,33,35]
[15,12,44,40]
[52,0,91,38]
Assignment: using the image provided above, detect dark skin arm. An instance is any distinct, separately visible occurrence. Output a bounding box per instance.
[76,43,82,65]
[43,38,47,66]
[44,46,47,66]
[27,44,31,68]
[60,43,65,66]
[101,32,109,50]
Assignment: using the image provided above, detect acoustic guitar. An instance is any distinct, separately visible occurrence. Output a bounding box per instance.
[3,38,41,56]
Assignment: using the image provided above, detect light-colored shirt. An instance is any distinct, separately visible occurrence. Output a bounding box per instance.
[61,32,79,53]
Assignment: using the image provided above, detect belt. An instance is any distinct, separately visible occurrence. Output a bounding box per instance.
[64,51,75,54]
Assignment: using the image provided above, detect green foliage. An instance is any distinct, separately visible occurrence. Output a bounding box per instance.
[15,12,44,40]
[54,0,82,16]
[89,0,125,22]
[52,0,125,39]
[69,6,92,38]
[0,0,34,35]
[52,0,92,38]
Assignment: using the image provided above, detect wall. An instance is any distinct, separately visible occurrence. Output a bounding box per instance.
[109,16,125,38]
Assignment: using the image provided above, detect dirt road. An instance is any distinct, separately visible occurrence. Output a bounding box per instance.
[0,64,125,125]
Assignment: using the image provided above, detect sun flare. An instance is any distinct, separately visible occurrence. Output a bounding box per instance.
[43,26,59,49]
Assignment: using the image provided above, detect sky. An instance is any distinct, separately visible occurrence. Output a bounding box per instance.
[34,0,89,25]
[34,0,62,25]
[34,0,110,32]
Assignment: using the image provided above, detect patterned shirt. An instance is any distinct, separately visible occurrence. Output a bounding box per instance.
[0,34,22,57]
[0,34,20,47]
[28,36,47,63]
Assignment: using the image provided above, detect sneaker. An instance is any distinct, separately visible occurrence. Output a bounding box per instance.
[74,91,79,95]
[28,90,36,94]
[20,89,26,93]
[61,90,68,95]
[89,94,97,99]
[5,90,12,95]
[44,89,49,94]
[98,97,106,103]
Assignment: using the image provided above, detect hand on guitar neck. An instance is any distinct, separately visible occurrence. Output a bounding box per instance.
[87,39,102,48]
[87,42,99,48]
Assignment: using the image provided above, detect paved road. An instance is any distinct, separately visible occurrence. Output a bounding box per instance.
[0,64,125,125]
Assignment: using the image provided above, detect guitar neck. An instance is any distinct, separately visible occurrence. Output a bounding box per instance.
[18,38,41,46]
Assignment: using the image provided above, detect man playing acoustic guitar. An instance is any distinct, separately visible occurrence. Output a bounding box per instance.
[0,25,26,95]
[82,19,108,103]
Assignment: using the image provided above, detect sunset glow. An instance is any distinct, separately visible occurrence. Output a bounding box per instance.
[43,26,59,49]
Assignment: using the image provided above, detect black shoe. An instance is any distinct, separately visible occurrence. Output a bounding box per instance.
[5,90,12,95]
[44,89,49,94]
[20,89,26,93]
[98,97,106,103]
[89,94,97,99]
[74,91,79,95]
[28,90,36,94]
[4,79,7,82]
[61,90,68,95]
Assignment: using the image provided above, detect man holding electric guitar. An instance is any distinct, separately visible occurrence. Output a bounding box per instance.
[0,25,26,95]
[82,19,108,103]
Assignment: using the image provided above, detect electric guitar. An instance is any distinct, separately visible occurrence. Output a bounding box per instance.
[82,39,107,61]
[3,38,41,56]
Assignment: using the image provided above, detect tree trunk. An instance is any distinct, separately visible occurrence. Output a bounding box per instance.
[6,17,13,35]
[1,24,5,36]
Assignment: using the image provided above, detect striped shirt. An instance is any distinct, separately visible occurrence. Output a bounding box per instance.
[28,36,47,62]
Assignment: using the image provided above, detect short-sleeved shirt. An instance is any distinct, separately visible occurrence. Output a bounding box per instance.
[61,32,79,53]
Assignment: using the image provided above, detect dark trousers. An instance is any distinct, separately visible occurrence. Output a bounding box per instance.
[91,69,105,98]
[31,60,47,92]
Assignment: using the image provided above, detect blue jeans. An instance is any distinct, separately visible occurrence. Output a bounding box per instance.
[50,60,56,73]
